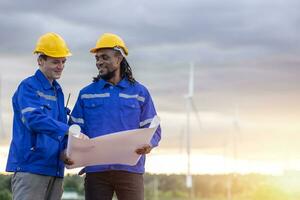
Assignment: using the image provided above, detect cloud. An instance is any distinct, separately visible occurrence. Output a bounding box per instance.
[1,0,300,57]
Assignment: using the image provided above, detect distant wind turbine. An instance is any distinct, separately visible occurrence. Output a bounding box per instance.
[233,104,241,165]
[227,104,242,200]
[184,62,201,198]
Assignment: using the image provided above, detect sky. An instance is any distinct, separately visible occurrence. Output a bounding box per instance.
[1,0,300,174]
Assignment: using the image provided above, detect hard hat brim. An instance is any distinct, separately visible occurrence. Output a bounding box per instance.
[89,47,99,53]
[89,47,128,56]
[33,50,72,58]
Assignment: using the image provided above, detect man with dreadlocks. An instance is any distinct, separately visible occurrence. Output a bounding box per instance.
[70,33,161,200]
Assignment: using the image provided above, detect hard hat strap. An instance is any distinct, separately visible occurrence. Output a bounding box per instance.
[113,46,126,57]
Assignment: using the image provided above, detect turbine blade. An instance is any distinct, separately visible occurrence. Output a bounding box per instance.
[188,62,194,97]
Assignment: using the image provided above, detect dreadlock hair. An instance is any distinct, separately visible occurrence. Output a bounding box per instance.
[120,58,136,83]
[93,56,136,84]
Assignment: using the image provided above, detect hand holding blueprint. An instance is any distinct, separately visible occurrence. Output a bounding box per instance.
[66,116,160,169]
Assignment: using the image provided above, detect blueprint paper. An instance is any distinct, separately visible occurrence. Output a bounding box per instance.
[66,116,160,169]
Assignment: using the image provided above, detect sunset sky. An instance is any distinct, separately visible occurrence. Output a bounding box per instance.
[1,0,300,175]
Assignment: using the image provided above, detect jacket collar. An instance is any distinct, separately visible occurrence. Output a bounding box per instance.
[35,69,61,90]
[97,78,130,89]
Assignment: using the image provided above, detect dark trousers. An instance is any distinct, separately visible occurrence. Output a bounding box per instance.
[85,170,144,200]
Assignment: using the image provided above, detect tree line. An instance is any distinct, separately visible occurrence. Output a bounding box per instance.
[1,173,300,200]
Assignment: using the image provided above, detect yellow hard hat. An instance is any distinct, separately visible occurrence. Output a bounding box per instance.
[90,33,128,56]
[33,32,72,57]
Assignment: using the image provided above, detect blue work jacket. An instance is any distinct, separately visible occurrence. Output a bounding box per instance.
[70,78,161,174]
[6,69,69,177]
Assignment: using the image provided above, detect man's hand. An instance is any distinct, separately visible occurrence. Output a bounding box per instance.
[60,151,74,165]
[135,145,152,155]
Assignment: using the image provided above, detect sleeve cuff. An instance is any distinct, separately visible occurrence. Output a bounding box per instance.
[57,124,69,142]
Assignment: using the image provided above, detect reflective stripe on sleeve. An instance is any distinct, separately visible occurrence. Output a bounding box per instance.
[71,116,84,124]
[140,118,153,127]
[21,107,37,114]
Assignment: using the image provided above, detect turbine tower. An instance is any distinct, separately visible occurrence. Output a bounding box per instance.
[227,104,242,200]
[233,104,241,167]
[184,62,197,199]
[185,62,193,187]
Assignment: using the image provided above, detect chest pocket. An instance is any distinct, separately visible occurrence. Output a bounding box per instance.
[42,103,52,110]
[41,101,53,116]
[121,99,140,110]
[120,99,141,127]
[83,99,104,116]
[82,99,105,135]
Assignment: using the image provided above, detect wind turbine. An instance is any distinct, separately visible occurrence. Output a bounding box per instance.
[233,105,241,166]
[184,62,202,199]
[185,63,194,192]
[226,104,242,200]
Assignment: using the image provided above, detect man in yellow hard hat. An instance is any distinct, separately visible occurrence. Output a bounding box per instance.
[70,33,161,200]
[6,32,73,200]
